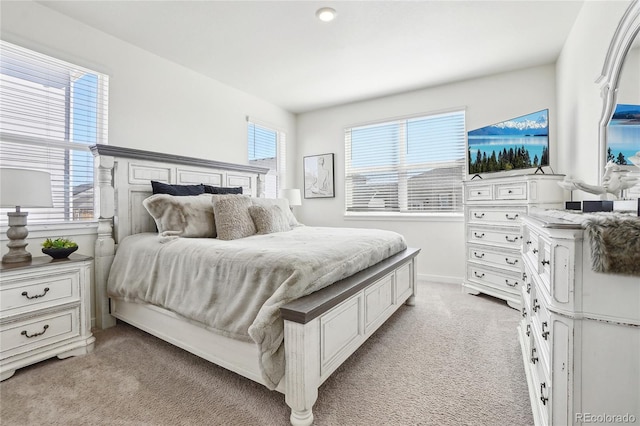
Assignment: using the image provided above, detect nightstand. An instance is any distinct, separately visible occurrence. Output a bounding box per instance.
[0,254,95,381]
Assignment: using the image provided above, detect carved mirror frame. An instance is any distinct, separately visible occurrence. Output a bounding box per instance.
[596,0,640,184]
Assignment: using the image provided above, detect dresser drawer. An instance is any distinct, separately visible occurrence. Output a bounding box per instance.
[467,264,522,294]
[468,244,521,272]
[495,182,527,200]
[0,270,80,318]
[466,184,493,201]
[466,206,527,225]
[468,225,522,249]
[530,288,551,365]
[1,307,80,360]
[530,336,551,425]
[523,227,540,265]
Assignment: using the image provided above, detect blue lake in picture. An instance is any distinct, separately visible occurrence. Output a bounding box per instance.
[468,136,548,165]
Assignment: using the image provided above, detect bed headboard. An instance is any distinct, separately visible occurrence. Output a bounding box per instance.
[90,144,268,328]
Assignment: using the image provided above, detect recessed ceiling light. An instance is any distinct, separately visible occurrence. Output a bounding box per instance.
[316,7,337,22]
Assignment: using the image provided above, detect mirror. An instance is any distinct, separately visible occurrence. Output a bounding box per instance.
[597,1,640,191]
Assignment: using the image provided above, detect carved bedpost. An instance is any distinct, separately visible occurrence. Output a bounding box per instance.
[257,173,265,197]
[284,320,319,426]
[94,154,117,329]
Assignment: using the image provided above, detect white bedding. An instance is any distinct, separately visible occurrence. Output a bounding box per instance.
[107,226,407,389]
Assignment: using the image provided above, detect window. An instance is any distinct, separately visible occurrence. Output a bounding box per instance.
[0,40,109,224]
[247,120,286,198]
[345,109,466,214]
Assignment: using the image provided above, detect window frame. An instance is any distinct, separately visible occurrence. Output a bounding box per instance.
[247,119,286,198]
[0,40,109,227]
[344,108,466,217]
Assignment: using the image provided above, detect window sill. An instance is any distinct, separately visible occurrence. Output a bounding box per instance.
[0,221,99,242]
[344,212,463,222]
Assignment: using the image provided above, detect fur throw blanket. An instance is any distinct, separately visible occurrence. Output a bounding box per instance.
[584,215,640,277]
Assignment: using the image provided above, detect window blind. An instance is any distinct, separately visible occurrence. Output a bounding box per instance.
[345,110,466,213]
[248,121,286,198]
[0,40,109,224]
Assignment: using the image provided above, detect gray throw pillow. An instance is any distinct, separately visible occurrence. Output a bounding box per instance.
[251,197,300,228]
[249,205,291,234]
[213,195,256,240]
[143,194,215,238]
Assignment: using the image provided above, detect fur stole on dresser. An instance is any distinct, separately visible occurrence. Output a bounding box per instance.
[584,215,640,277]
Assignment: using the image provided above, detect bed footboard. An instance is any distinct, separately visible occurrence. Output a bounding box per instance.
[281,248,419,425]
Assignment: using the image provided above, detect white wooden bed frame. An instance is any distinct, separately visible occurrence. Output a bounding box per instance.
[91,144,419,426]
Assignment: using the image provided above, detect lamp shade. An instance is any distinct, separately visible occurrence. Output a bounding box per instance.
[279,188,302,206]
[0,168,53,208]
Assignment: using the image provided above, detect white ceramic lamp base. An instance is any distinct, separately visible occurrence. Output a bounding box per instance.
[2,211,31,264]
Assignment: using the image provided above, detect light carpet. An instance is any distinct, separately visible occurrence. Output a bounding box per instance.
[0,281,533,425]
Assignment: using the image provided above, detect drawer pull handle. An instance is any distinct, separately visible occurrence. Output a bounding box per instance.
[505,213,519,220]
[542,322,549,340]
[474,213,485,219]
[21,287,50,300]
[522,308,527,318]
[526,324,531,336]
[474,232,485,239]
[522,272,527,280]
[21,324,49,339]
[474,272,485,278]
[526,283,531,294]
[505,235,519,243]
[505,279,518,287]
[540,383,548,405]
[477,191,482,195]
[532,248,538,254]
[526,240,531,245]
[533,299,540,312]
[473,252,485,259]
[530,347,538,364]
[505,258,518,265]
[541,259,550,266]
[508,190,512,193]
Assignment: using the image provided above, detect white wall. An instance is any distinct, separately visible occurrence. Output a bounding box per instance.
[296,65,557,282]
[556,0,634,195]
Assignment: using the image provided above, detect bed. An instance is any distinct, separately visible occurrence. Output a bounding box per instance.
[90,144,420,426]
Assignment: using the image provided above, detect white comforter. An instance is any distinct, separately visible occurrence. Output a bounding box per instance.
[107,226,407,389]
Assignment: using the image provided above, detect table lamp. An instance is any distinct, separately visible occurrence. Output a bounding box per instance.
[278,188,302,211]
[1,168,53,263]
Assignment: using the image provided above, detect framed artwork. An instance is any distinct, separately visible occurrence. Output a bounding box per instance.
[304,153,335,198]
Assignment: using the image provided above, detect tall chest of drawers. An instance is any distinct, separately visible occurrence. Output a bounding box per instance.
[0,255,95,381]
[463,174,565,309]
[518,212,639,426]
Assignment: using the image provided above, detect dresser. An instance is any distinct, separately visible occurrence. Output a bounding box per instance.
[518,212,639,426]
[463,174,565,309]
[0,255,95,381]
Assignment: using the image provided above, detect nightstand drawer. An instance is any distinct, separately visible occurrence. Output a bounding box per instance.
[0,271,79,317]
[1,307,79,360]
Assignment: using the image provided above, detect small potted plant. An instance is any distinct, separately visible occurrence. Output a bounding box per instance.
[42,237,78,259]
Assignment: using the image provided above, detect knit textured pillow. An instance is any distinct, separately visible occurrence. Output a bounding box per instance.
[249,204,291,234]
[213,196,256,240]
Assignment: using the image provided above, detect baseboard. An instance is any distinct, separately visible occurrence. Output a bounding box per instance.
[418,273,463,285]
